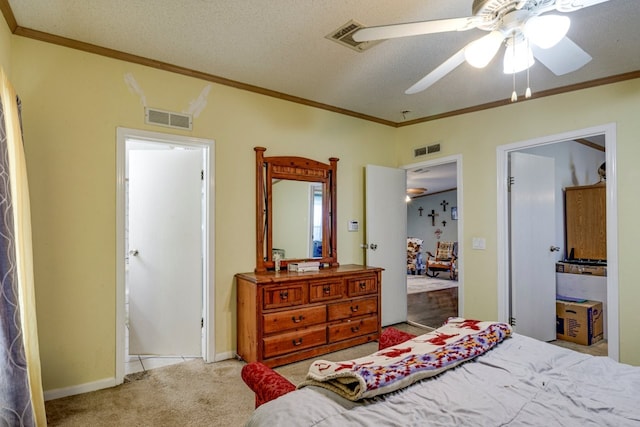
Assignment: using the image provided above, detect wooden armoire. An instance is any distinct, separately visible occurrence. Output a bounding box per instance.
[564,183,606,261]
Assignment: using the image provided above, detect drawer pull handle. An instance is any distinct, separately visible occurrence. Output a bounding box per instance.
[350,305,359,312]
[292,338,303,346]
[351,326,360,333]
[359,282,366,290]
[292,315,304,323]
[323,285,331,294]
[280,290,289,300]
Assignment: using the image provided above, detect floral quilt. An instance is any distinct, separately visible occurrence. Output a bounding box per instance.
[299,318,512,401]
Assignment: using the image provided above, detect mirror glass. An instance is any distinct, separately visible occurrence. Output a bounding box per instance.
[254,146,337,272]
[272,180,323,259]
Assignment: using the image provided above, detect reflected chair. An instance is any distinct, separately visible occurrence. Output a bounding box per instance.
[426,241,457,280]
[407,237,424,275]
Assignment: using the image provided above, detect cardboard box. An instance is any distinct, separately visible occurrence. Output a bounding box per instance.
[556,300,603,346]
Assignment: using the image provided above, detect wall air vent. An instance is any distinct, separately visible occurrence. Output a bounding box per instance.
[326,20,383,52]
[145,108,193,130]
[414,146,428,157]
[413,142,442,158]
[428,143,441,154]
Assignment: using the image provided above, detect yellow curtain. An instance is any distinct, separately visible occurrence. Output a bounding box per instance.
[1,68,47,426]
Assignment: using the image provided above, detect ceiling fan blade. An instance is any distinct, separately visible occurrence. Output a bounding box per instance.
[353,17,480,42]
[555,0,610,12]
[405,49,466,95]
[531,36,591,75]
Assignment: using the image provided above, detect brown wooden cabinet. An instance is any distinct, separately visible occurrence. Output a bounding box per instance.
[564,183,606,260]
[236,264,382,368]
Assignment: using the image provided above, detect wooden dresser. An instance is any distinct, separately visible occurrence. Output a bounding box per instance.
[236,264,382,367]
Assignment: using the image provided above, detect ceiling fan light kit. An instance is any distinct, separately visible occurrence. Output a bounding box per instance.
[464,31,505,68]
[353,0,609,98]
[524,15,571,49]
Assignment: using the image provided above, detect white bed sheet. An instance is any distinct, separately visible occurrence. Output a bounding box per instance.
[245,334,640,426]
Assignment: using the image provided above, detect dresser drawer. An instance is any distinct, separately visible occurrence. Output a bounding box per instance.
[263,283,307,310]
[328,316,378,342]
[309,279,344,303]
[263,306,326,334]
[327,297,377,321]
[347,275,377,297]
[263,325,327,358]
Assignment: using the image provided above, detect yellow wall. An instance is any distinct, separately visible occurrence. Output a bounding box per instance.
[6,26,640,393]
[10,36,397,391]
[396,80,640,364]
[0,16,11,75]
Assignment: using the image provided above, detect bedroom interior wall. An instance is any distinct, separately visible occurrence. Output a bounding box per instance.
[395,79,640,365]
[9,35,398,392]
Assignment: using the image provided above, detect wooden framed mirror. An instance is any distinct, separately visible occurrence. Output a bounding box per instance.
[255,147,339,273]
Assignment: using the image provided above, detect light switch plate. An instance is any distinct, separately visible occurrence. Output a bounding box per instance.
[348,220,359,232]
[472,237,486,250]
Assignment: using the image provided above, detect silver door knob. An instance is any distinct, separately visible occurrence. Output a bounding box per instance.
[129,249,139,256]
[549,246,560,252]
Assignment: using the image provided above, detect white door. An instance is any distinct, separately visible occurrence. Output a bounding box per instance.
[510,152,557,341]
[365,165,407,326]
[128,148,203,356]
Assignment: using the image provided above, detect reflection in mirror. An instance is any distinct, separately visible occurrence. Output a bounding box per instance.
[272,180,323,259]
[254,146,338,272]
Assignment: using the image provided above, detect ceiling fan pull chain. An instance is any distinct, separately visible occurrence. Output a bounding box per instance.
[525,38,532,98]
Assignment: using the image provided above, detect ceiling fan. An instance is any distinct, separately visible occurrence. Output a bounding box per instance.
[353,0,611,99]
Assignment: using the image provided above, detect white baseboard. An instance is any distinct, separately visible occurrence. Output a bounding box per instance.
[44,377,116,401]
[46,351,238,399]
[213,350,236,362]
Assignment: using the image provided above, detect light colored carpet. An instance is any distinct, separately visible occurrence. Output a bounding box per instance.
[407,275,458,294]
[45,323,430,427]
[549,338,608,357]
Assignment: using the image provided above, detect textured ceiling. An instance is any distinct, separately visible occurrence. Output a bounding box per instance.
[5,0,640,125]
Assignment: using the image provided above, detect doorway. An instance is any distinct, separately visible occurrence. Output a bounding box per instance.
[497,124,619,361]
[403,156,463,328]
[115,128,216,384]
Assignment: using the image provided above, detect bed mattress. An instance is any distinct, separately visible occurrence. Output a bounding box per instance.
[246,333,640,426]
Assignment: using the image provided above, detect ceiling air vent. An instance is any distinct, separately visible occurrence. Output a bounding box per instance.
[326,20,383,52]
[413,143,442,158]
[145,107,193,130]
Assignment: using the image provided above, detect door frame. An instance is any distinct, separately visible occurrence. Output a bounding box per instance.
[496,123,618,361]
[115,127,216,384]
[401,154,464,317]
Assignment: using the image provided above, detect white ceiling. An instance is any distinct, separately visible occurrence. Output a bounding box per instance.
[6,0,640,125]
[407,162,458,198]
